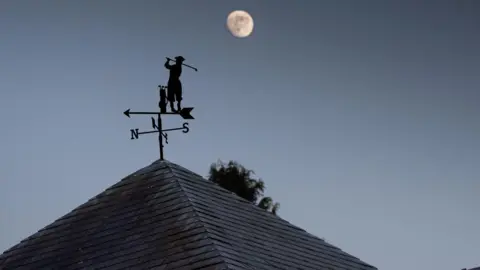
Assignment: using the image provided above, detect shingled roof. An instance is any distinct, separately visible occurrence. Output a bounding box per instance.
[0,159,377,270]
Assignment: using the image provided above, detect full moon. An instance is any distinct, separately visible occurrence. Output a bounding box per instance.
[226,10,254,38]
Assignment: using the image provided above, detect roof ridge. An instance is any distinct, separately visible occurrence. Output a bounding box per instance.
[167,163,297,270]
[165,162,231,270]
[0,163,157,257]
[166,162,377,270]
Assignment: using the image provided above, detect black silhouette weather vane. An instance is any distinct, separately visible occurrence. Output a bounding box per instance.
[124,55,198,160]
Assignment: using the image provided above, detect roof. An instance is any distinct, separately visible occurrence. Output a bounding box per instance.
[0,159,377,270]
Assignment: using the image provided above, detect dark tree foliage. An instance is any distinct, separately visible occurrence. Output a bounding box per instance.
[208,160,280,215]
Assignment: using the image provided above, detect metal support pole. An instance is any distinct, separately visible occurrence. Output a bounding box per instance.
[158,86,165,160]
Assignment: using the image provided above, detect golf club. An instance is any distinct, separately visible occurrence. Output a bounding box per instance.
[166,57,198,72]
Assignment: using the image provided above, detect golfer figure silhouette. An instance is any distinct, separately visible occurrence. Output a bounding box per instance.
[164,56,185,112]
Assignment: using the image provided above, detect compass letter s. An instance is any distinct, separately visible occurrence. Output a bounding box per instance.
[182,123,189,133]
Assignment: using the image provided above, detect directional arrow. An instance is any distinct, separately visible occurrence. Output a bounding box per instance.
[178,107,194,120]
[124,109,158,118]
[124,107,194,120]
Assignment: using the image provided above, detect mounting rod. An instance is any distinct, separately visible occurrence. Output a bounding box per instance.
[158,87,164,160]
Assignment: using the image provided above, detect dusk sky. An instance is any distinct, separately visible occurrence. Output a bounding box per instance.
[1,1,479,269]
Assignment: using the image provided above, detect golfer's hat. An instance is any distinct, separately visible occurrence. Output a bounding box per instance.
[175,56,185,61]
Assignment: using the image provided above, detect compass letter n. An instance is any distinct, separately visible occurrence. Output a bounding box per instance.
[130,129,139,140]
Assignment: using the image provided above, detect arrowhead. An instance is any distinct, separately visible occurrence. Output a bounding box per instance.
[123,109,131,118]
[179,107,194,120]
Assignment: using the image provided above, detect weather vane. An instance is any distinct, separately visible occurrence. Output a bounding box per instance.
[124,55,198,160]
